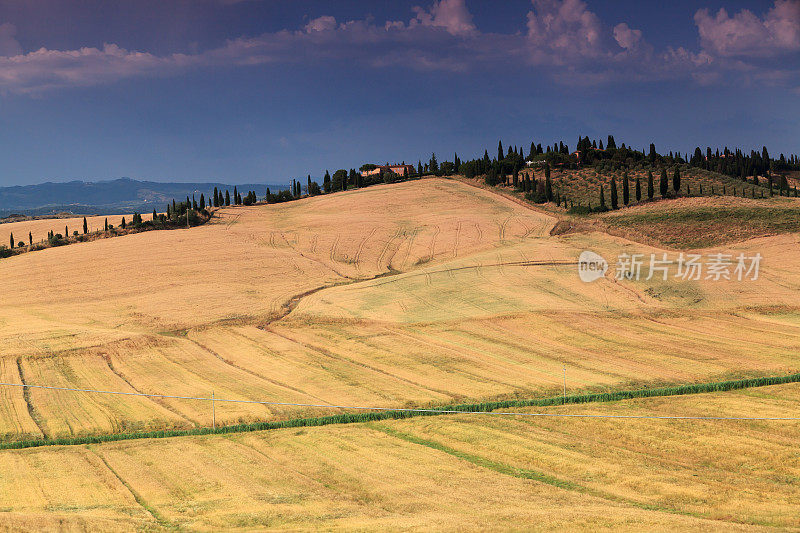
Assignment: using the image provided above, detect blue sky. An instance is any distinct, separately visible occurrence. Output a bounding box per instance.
[0,0,797,186]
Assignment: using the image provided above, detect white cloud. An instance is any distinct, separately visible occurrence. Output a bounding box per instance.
[613,23,642,51]
[304,16,337,33]
[526,0,607,61]
[410,0,476,36]
[0,0,796,95]
[695,0,800,57]
[0,44,197,94]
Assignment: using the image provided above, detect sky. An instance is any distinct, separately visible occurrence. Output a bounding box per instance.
[0,0,798,186]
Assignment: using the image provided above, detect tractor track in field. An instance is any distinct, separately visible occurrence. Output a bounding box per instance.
[101,354,198,426]
[16,357,49,439]
[452,221,461,258]
[342,259,578,289]
[87,447,176,530]
[353,227,377,273]
[185,337,334,406]
[279,231,353,280]
[258,326,457,400]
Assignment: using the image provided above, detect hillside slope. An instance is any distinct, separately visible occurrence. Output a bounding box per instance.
[0,178,798,439]
[1,177,800,529]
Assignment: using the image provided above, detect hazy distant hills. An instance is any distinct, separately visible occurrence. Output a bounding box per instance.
[0,178,285,217]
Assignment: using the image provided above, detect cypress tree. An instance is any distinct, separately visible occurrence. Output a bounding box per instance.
[647,171,654,200]
[323,170,331,193]
[497,140,503,162]
[544,165,553,202]
[673,167,681,193]
[83,217,88,234]
[65,225,68,238]
[121,217,126,229]
[213,187,219,207]
[600,184,606,208]
[225,190,231,205]
[610,177,618,209]
[266,187,271,202]
[660,168,668,198]
[105,218,108,231]
[192,195,197,210]
[635,176,641,202]
[9,232,13,248]
[28,232,32,245]
[200,194,205,210]
[153,209,157,220]
[622,171,630,205]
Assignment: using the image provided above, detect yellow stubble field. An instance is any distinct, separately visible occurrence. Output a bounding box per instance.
[1,382,800,530]
[0,177,799,529]
[1,178,800,439]
[0,214,136,247]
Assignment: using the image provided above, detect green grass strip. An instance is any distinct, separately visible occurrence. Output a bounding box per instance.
[2,372,799,451]
[371,424,580,491]
[88,446,180,530]
[369,424,742,524]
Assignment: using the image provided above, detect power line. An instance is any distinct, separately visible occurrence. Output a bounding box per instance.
[1,381,798,421]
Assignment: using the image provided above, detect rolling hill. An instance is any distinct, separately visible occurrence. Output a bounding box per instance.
[0,177,799,530]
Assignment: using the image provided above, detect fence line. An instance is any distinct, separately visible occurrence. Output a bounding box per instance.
[1,381,798,422]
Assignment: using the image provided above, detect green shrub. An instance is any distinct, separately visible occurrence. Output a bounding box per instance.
[568,205,592,215]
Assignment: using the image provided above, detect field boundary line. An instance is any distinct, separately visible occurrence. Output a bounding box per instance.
[15,358,48,439]
[87,446,178,530]
[1,372,800,450]
[369,424,733,526]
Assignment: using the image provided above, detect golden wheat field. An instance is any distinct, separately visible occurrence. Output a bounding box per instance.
[1,382,799,531]
[1,179,800,436]
[1,177,800,530]
[0,213,136,247]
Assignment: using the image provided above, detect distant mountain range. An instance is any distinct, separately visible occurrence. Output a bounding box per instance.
[0,178,286,217]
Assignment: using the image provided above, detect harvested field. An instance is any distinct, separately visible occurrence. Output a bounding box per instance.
[0,213,136,247]
[1,382,800,530]
[1,177,800,529]
[0,179,799,439]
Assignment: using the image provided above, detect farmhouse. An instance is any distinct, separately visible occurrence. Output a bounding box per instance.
[361,163,415,177]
